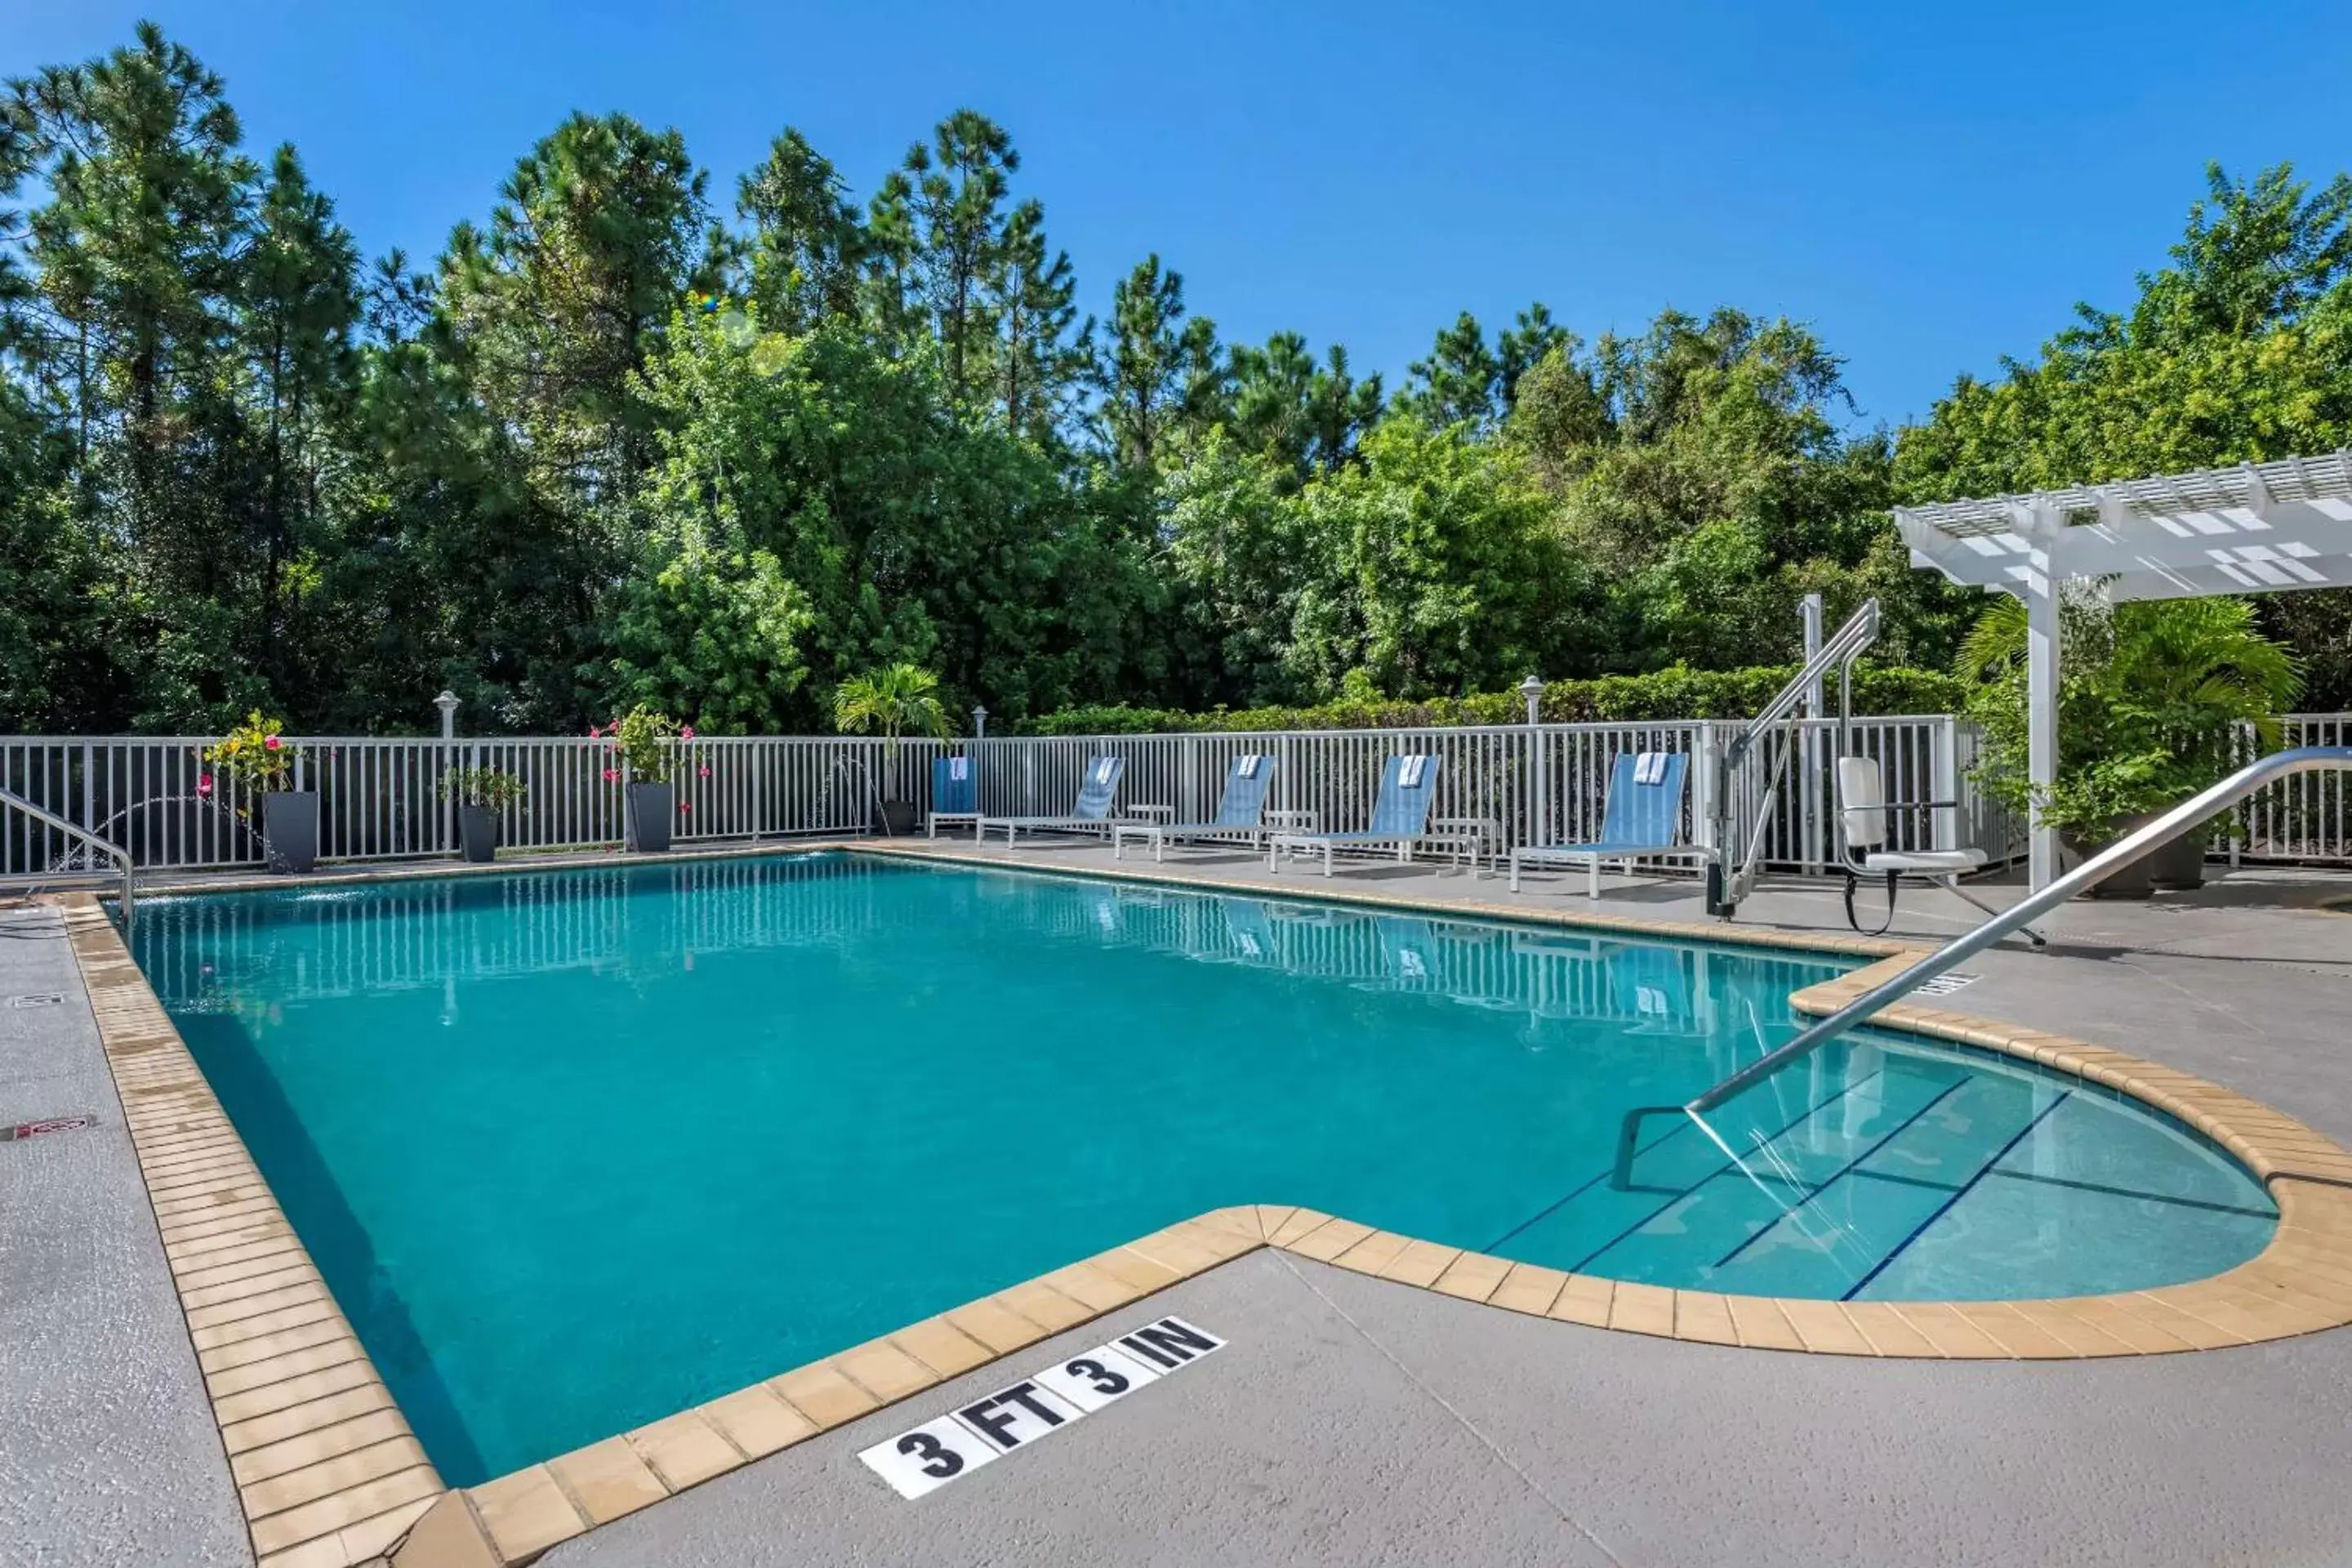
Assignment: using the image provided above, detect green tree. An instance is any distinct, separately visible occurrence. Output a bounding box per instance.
[1090,255,1223,471]
[1226,332,1383,483]
[601,546,815,733]
[1898,162,2352,702]
[737,128,864,336]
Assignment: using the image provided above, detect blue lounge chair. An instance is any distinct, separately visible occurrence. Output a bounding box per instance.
[1267,754,1444,875]
[1508,751,1713,898]
[927,755,979,838]
[977,755,1125,847]
[1112,752,1278,861]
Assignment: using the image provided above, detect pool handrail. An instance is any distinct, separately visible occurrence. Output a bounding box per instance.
[1615,744,2352,1190]
[1,783,136,929]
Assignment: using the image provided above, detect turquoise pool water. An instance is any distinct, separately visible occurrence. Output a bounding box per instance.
[130,853,2275,1482]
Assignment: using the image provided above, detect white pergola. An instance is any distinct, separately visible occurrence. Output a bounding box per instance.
[1894,451,2352,889]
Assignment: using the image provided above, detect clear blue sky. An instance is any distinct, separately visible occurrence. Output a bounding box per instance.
[8,1,2350,428]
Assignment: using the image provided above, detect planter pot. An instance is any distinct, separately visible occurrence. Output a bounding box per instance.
[2147,827,2209,892]
[2059,810,2160,899]
[261,791,319,875]
[457,804,501,864]
[625,782,674,853]
[871,799,918,837]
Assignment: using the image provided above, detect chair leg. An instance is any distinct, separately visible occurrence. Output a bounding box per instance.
[1949,880,2048,947]
[1509,857,1521,893]
[1588,854,1600,900]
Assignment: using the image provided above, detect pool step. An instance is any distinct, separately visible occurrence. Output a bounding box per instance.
[1493,1059,2066,1299]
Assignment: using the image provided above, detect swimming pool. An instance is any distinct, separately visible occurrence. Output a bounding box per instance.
[129,852,2276,1483]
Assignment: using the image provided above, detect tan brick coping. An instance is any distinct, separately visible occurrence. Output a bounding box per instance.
[58,895,443,1568]
[56,846,2352,1566]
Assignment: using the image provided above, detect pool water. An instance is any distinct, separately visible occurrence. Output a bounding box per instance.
[130,853,2275,1482]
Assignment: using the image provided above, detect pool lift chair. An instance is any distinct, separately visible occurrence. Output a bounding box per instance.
[1835,755,2045,946]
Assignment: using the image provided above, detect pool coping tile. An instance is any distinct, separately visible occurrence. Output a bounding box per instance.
[60,850,2352,1565]
[57,895,447,1568]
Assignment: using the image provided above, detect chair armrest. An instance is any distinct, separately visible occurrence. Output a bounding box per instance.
[1131,804,1175,822]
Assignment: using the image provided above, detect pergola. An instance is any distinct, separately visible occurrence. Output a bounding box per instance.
[1893,451,2352,889]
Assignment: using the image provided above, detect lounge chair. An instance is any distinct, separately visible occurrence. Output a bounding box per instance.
[1508,751,1713,898]
[927,755,979,838]
[1267,754,1444,875]
[1112,752,1277,861]
[1836,755,2046,946]
[976,755,1126,847]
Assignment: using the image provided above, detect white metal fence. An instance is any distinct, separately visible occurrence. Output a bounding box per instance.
[7,712,2344,883]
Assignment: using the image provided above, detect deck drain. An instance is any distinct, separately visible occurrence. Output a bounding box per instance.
[1914,971,1980,996]
[2,1115,96,1143]
[7,993,64,1009]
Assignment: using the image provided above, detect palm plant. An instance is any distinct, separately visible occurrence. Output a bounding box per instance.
[1959,590,2301,833]
[832,663,952,769]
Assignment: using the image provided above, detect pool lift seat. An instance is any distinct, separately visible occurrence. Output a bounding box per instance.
[1835,756,2046,947]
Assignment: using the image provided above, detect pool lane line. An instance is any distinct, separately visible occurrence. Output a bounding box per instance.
[1480,1067,1887,1256]
[1707,1076,1972,1272]
[1841,1090,2074,1302]
[1981,1165,2278,1221]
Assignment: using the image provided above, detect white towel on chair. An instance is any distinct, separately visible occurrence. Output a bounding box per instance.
[1238,754,1260,777]
[948,756,968,781]
[1634,751,1665,786]
[1399,755,1427,788]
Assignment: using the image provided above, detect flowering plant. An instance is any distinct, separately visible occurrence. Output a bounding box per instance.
[203,711,299,794]
[439,766,528,810]
[591,705,697,784]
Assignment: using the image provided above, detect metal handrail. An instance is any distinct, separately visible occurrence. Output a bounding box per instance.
[1617,745,2352,1188]
[1,785,136,929]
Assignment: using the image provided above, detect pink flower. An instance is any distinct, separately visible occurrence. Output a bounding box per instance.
[697,764,711,777]
[264,735,281,751]
[587,724,602,738]
[679,801,692,813]
[197,773,214,798]
[679,725,696,742]
[602,768,618,782]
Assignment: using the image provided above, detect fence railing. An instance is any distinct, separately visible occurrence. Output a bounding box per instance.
[15,712,2348,882]
[2,717,2007,880]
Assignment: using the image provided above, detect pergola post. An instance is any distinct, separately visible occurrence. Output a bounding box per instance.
[2025,565,2061,890]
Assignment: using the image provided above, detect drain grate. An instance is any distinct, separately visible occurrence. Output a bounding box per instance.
[7,993,64,1009]
[1914,971,1980,996]
[2,1115,95,1143]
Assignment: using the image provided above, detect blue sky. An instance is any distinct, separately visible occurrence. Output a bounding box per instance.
[8,1,2350,428]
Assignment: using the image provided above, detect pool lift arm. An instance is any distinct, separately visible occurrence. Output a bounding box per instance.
[1704,598,1882,919]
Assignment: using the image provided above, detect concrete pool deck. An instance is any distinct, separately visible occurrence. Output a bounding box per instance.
[8,840,2352,1565]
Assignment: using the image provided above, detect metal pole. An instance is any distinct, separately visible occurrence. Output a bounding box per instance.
[434,692,460,855]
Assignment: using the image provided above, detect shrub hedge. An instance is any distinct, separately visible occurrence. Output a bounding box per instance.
[1019,664,1967,737]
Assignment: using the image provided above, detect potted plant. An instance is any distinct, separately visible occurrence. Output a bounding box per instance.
[203,712,317,874]
[1960,592,2301,897]
[440,766,527,863]
[832,663,951,835]
[595,706,695,853]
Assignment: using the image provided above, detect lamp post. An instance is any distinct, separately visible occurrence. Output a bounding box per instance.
[434,691,460,739]
[1520,675,1546,849]
[433,691,461,856]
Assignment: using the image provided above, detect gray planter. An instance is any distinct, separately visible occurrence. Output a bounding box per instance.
[2060,811,2160,899]
[457,804,501,864]
[261,791,319,875]
[2147,827,2208,892]
[872,799,918,836]
[626,782,674,853]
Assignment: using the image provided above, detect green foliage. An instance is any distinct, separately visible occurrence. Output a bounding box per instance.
[439,765,527,810]
[0,24,2342,741]
[1899,161,2352,705]
[1023,662,1967,735]
[600,547,814,733]
[832,662,951,766]
[1958,593,2302,832]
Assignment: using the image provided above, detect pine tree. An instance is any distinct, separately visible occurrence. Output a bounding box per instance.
[738,128,863,336]
[1092,255,1223,471]
[996,198,1085,443]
